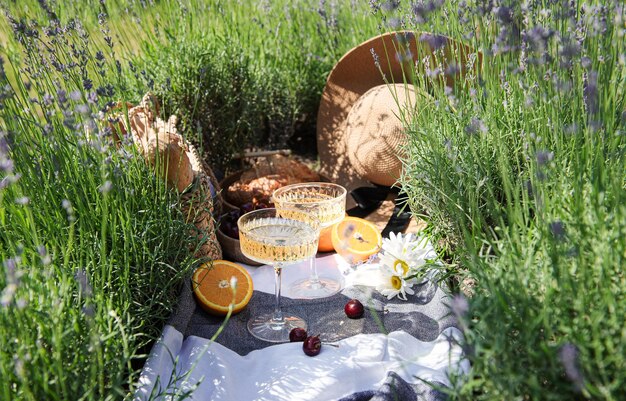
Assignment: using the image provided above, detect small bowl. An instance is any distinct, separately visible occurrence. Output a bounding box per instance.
[219,170,246,213]
[216,216,263,266]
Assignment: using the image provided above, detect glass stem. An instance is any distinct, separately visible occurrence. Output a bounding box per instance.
[309,256,321,287]
[272,264,284,324]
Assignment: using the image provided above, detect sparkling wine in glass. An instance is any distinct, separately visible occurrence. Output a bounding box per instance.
[272,182,347,298]
[238,208,319,342]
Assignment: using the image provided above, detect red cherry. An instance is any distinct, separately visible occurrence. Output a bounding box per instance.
[221,221,239,239]
[227,209,241,222]
[254,202,268,210]
[344,299,364,319]
[240,202,255,213]
[303,335,321,356]
[289,327,308,342]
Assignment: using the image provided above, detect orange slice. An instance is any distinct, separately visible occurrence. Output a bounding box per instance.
[331,216,382,264]
[192,260,253,316]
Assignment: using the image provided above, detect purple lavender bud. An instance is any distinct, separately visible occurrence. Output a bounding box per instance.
[37,245,52,266]
[42,93,54,106]
[583,71,599,115]
[451,294,469,318]
[494,6,513,24]
[465,117,487,135]
[536,150,554,166]
[370,48,381,69]
[549,221,566,240]
[98,180,112,194]
[0,159,13,174]
[75,269,93,297]
[56,89,67,104]
[559,343,584,392]
[381,0,400,12]
[420,33,447,50]
[15,197,29,205]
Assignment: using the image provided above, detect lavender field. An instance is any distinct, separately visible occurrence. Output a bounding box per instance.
[1,1,624,400]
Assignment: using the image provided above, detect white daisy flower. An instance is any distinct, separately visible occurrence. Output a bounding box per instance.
[376,266,416,300]
[376,232,438,300]
[379,232,435,275]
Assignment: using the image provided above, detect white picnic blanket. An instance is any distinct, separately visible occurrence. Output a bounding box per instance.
[135,255,469,401]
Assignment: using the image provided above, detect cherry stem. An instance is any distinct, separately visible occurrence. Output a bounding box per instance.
[316,334,340,347]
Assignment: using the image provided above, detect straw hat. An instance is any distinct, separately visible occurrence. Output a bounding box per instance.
[317,31,478,201]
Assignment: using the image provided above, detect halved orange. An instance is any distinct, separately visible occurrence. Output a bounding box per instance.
[317,225,335,252]
[192,260,253,316]
[318,214,348,252]
[331,216,382,264]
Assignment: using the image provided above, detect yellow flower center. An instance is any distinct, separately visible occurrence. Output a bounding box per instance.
[394,260,409,276]
[391,275,402,290]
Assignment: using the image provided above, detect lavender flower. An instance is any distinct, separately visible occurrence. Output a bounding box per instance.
[536,150,554,166]
[37,245,52,266]
[82,305,95,317]
[69,91,82,101]
[0,132,14,177]
[13,355,24,378]
[99,180,113,194]
[2,257,22,307]
[583,70,599,116]
[75,269,93,297]
[412,0,444,24]
[57,89,68,105]
[395,49,414,64]
[15,196,29,205]
[368,0,381,14]
[62,199,76,222]
[559,343,584,392]
[445,63,461,76]
[42,93,54,106]
[381,1,399,12]
[450,294,469,318]
[87,91,98,104]
[465,117,488,135]
[523,25,555,54]
[549,221,566,240]
[420,33,447,50]
[371,48,381,70]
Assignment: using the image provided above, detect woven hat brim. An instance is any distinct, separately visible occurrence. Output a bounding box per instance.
[317,31,477,207]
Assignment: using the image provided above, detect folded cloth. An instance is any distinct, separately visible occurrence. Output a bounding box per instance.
[135,255,468,401]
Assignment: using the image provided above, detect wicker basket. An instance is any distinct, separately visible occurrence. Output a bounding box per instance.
[108,93,223,261]
[180,169,222,261]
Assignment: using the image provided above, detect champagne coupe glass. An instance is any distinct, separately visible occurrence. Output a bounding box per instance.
[272,182,347,298]
[238,208,320,342]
